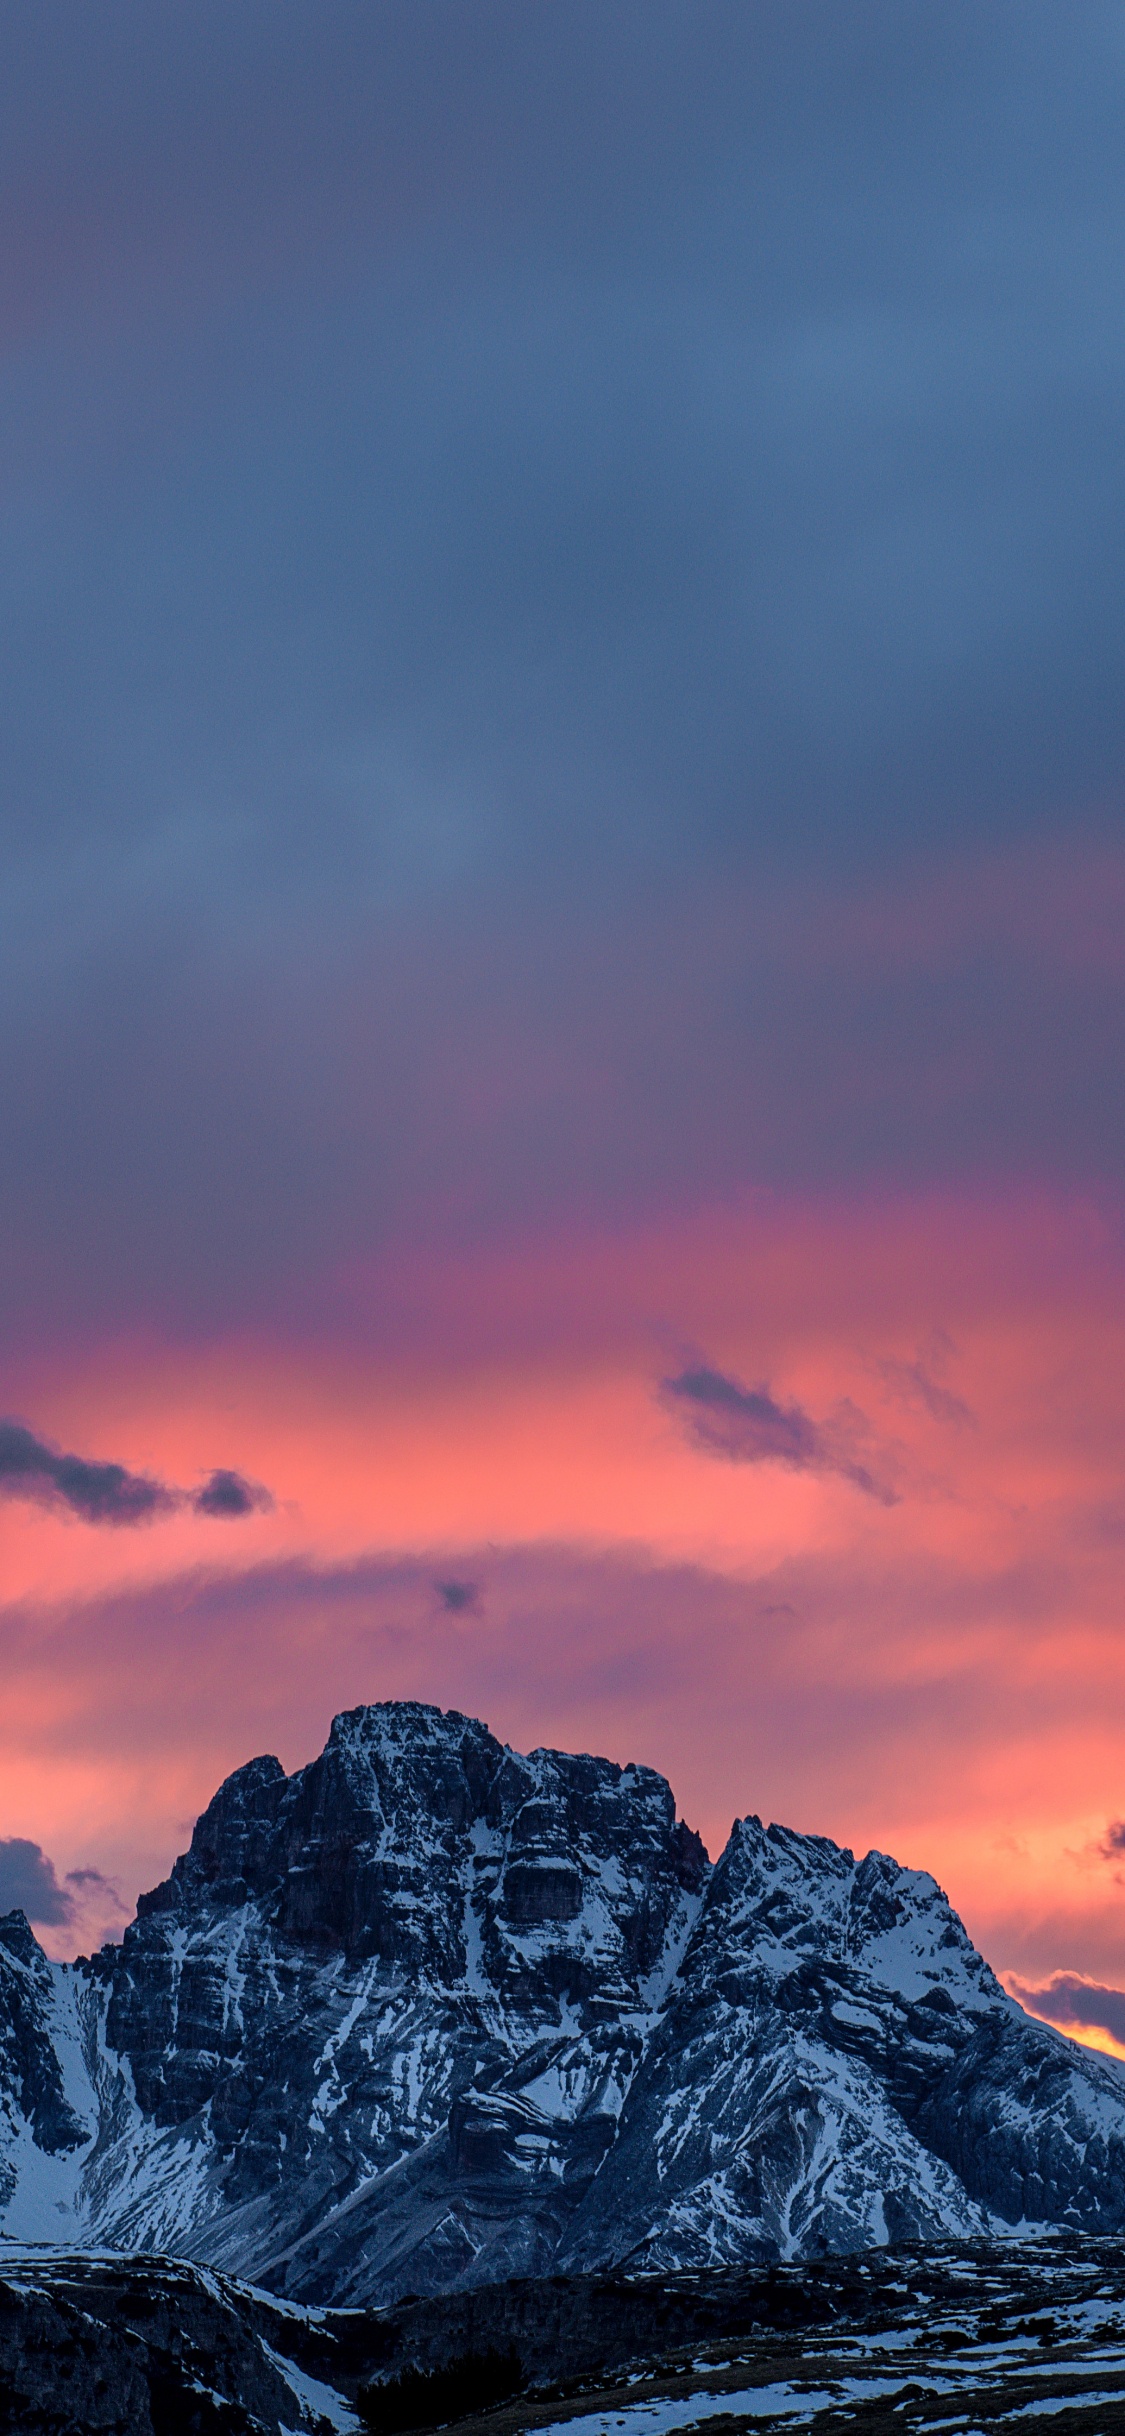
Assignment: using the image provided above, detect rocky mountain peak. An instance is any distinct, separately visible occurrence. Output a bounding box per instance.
[3,1700,1125,2303]
[698,1815,1003,2009]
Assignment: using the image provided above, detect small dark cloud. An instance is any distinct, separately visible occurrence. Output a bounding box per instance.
[664,1368,819,1465]
[0,1837,73,1925]
[0,1423,273,1527]
[0,1842,128,1936]
[1009,1970,1125,2049]
[0,1418,171,1525]
[1100,1821,1125,1862]
[877,1333,974,1427]
[192,1468,273,1519]
[436,1579,479,1612]
[661,1366,897,1504]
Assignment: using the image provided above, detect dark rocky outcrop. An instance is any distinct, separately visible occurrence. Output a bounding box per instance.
[0,1912,89,2194]
[10,2238,1125,2435]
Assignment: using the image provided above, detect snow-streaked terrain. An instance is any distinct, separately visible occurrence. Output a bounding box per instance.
[8,2233,1125,2436]
[3,1701,1125,2306]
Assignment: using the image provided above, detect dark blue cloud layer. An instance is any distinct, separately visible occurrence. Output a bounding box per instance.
[1010,1971,1125,2049]
[2,4,1125,1338]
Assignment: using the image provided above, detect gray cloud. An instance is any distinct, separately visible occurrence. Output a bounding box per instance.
[0,1421,272,1527]
[0,1838,127,1943]
[0,1419,172,1525]
[661,1366,898,1504]
[1009,1970,1125,2048]
[0,1837,74,1925]
[192,1469,273,1519]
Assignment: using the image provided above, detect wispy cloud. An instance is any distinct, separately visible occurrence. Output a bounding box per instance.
[660,1366,898,1503]
[0,1420,272,1528]
[876,1332,974,1427]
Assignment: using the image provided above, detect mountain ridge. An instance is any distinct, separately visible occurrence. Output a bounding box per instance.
[2,1699,1124,2305]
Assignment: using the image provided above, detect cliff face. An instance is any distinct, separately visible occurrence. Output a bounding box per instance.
[1,1701,1124,2305]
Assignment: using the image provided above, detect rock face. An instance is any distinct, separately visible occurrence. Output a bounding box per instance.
[2,1700,1125,2305]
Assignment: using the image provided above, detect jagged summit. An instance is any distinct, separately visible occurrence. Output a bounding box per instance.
[2,1699,1125,2305]
[136,1699,706,1992]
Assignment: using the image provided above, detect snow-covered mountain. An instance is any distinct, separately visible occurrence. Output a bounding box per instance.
[2,1700,1125,2305]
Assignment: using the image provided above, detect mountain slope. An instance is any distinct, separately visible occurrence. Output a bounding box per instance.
[1,1701,1123,2304]
[560,1816,1125,2270]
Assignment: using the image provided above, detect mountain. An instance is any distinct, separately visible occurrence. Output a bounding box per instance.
[2,1699,1125,2306]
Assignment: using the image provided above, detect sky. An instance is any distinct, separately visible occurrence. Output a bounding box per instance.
[3,1,1125,2056]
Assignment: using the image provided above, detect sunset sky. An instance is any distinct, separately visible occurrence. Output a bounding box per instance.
[4,1,1125,2063]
